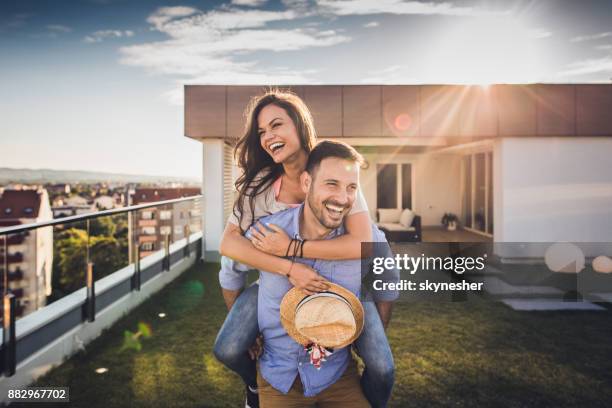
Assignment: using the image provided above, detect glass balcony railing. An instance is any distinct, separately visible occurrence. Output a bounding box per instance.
[0,194,203,380]
[0,195,203,321]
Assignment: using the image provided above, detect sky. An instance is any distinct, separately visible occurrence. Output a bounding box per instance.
[1,0,612,180]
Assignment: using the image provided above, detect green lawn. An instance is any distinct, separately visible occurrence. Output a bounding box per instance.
[29,261,612,407]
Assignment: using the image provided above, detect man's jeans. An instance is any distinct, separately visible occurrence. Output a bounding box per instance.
[213,284,395,408]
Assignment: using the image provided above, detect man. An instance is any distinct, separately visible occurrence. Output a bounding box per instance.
[214,141,398,407]
[246,141,397,407]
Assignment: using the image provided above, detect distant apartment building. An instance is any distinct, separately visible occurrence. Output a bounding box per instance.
[93,195,116,210]
[47,183,71,196]
[130,188,201,259]
[0,189,53,317]
[51,194,95,218]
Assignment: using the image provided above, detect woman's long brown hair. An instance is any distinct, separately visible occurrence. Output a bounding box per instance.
[233,89,317,233]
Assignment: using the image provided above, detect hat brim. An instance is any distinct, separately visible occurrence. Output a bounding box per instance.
[280,282,364,349]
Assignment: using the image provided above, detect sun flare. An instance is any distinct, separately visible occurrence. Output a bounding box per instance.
[422,16,549,85]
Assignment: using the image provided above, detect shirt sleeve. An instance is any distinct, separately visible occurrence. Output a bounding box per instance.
[226,170,273,232]
[226,194,255,232]
[348,189,368,215]
[218,256,252,291]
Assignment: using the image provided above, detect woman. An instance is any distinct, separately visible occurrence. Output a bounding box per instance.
[213,90,394,408]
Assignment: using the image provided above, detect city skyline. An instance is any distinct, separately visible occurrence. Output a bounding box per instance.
[2,0,612,179]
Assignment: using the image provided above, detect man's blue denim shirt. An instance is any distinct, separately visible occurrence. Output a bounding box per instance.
[245,204,366,396]
[219,204,399,396]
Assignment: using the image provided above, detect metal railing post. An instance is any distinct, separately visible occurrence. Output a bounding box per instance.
[184,225,190,257]
[2,236,7,296]
[132,246,141,291]
[2,293,16,377]
[163,234,170,271]
[85,262,95,322]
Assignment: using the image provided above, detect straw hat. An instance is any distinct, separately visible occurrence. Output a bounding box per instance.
[280,283,364,349]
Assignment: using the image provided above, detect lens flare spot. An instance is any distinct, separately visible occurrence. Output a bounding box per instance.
[394,113,412,132]
[593,255,612,273]
[95,367,108,374]
[544,243,585,273]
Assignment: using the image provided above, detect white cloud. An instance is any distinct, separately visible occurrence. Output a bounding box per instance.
[0,13,31,31]
[47,24,72,33]
[556,56,612,78]
[281,0,316,13]
[146,6,199,27]
[595,44,612,51]
[119,5,350,101]
[316,0,502,17]
[363,21,379,28]
[231,0,269,6]
[360,65,421,83]
[528,28,551,39]
[84,29,134,43]
[570,32,612,43]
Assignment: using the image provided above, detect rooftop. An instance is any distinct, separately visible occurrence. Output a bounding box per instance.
[0,189,42,219]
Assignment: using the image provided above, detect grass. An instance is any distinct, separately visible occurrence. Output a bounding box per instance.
[27,261,612,407]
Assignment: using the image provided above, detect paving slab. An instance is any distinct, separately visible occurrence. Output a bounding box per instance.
[500,298,606,311]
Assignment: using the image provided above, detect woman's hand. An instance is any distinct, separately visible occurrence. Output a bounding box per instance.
[250,222,292,256]
[288,263,330,295]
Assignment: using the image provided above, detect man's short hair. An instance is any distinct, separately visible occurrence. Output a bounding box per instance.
[305,141,364,176]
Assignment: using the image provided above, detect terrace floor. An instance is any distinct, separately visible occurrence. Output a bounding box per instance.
[28,261,612,407]
[422,226,492,243]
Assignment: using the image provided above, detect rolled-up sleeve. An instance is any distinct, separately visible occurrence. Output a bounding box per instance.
[218,256,251,291]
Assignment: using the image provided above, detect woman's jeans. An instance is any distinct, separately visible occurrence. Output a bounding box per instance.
[213,283,395,408]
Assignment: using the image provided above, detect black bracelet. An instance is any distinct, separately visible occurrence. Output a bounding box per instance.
[300,239,307,258]
[285,238,295,258]
[292,238,300,259]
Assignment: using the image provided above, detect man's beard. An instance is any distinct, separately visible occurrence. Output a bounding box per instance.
[306,190,348,230]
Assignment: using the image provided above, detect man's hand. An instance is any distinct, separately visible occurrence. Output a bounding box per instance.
[288,263,330,295]
[250,222,291,257]
[248,334,264,360]
[222,288,241,311]
[375,301,393,329]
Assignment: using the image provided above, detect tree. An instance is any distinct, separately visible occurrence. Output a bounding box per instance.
[51,228,127,297]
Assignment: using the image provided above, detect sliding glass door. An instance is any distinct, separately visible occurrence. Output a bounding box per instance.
[461,152,493,235]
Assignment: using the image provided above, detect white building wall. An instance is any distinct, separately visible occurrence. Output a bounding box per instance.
[202,140,225,260]
[496,137,612,256]
[360,152,462,226]
[415,154,462,226]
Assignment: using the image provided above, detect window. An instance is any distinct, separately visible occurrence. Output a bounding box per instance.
[376,163,412,209]
[140,242,154,251]
[4,208,11,214]
[160,226,171,235]
[159,210,172,220]
[141,211,154,220]
[141,226,156,235]
[174,226,183,235]
[376,164,397,209]
[23,207,33,215]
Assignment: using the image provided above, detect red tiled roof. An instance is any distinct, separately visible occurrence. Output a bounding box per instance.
[132,188,201,205]
[0,190,42,219]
